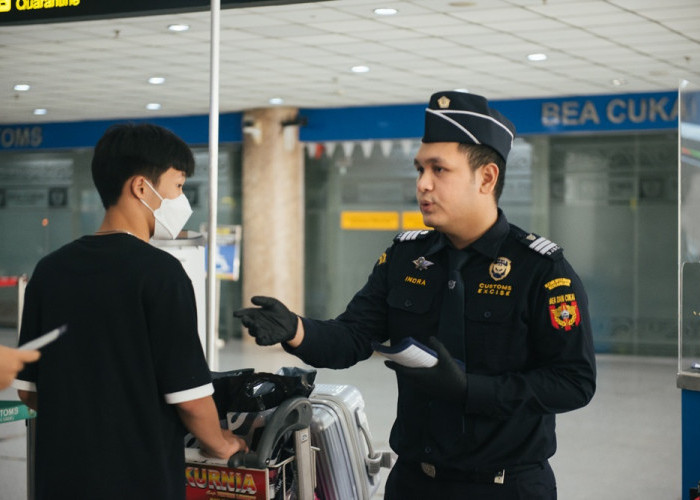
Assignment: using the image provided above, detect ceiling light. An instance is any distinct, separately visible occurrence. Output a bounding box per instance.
[611,78,628,86]
[527,53,547,62]
[374,8,398,16]
[146,103,162,110]
[351,65,370,73]
[269,97,284,105]
[148,77,165,85]
[33,108,47,115]
[14,84,31,91]
[168,24,190,32]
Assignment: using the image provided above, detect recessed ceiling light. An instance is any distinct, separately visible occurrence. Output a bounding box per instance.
[611,78,628,86]
[374,8,398,16]
[33,108,47,115]
[148,77,166,85]
[146,103,161,110]
[351,65,370,73]
[168,24,190,32]
[269,97,284,105]
[14,84,31,91]
[527,53,547,62]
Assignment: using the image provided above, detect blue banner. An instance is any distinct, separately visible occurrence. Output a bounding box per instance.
[0,113,242,151]
[0,90,677,151]
[299,90,677,141]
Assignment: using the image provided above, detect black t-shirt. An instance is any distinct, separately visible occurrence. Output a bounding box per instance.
[15,234,212,500]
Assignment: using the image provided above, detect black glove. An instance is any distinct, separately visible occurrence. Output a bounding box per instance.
[233,296,298,346]
[385,336,467,404]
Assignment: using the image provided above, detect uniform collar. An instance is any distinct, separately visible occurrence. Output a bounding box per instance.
[425,209,509,259]
[470,209,509,260]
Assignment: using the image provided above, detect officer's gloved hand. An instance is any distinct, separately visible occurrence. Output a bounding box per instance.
[385,337,467,405]
[233,296,297,346]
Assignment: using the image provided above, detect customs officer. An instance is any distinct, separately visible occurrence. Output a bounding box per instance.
[235,91,596,499]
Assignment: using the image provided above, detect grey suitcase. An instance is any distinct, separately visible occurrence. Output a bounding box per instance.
[310,383,394,500]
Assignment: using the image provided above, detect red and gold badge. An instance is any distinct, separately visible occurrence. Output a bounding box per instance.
[549,294,581,331]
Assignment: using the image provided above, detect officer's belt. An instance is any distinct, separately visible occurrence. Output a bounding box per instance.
[411,460,545,484]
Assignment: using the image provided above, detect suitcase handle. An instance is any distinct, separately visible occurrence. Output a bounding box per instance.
[354,408,396,476]
[228,396,312,469]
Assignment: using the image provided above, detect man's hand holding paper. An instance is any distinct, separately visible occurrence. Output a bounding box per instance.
[384,336,467,405]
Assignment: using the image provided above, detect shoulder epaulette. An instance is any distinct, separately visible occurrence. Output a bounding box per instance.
[521,233,563,259]
[394,230,433,242]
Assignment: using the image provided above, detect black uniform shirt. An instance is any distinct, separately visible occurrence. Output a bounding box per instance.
[290,210,596,470]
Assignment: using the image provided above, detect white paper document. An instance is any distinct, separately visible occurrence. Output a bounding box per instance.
[373,337,466,370]
[372,337,439,368]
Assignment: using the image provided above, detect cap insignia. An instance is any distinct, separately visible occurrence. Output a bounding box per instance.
[437,96,451,109]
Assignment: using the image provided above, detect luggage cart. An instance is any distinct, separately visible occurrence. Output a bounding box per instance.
[185,396,316,500]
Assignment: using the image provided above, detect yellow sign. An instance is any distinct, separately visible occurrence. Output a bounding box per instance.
[340,211,399,231]
[401,211,430,230]
[7,0,81,12]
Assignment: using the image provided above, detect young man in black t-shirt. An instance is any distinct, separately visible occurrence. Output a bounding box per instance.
[14,124,246,499]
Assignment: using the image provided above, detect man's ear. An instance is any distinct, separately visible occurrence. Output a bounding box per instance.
[479,163,500,195]
[130,176,148,200]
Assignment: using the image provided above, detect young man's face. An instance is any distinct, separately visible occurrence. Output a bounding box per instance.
[149,167,186,206]
[414,142,494,237]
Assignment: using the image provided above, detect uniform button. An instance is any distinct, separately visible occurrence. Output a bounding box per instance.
[484,311,492,318]
[404,300,413,308]
[424,446,432,454]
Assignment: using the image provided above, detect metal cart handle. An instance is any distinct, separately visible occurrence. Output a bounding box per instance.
[228,396,312,469]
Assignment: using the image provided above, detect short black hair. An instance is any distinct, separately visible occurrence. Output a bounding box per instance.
[91,123,195,209]
[458,143,506,202]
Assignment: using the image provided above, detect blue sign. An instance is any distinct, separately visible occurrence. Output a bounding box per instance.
[204,243,239,281]
[0,113,242,151]
[299,90,677,141]
[497,91,678,135]
[0,90,678,151]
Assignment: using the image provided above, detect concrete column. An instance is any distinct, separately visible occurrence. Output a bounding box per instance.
[241,106,305,318]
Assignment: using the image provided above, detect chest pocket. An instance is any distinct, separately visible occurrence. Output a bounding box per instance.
[465,294,516,324]
[386,283,440,343]
[465,294,523,372]
[387,283,439,314]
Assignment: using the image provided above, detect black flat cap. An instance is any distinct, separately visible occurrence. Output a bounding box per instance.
[422,91,516,161]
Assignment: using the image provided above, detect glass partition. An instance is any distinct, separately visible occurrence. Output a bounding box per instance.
[678,79,700,388]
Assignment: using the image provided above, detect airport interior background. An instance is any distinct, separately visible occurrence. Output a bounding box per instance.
[1,0,700,498]
[0,129,680,355]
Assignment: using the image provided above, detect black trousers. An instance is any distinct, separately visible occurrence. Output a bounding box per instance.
[384,460,557,500]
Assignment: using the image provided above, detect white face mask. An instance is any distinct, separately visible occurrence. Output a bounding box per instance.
[140,180,193,240]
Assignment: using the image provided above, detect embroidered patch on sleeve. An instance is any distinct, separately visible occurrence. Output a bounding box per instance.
[549,294,581,331]
[544,278,571,290]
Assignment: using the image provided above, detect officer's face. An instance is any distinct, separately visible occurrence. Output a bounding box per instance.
[414,142,495,239]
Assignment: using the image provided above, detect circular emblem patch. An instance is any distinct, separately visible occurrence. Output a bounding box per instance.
[489,257,511,281]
